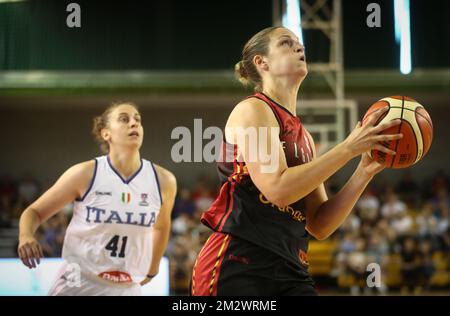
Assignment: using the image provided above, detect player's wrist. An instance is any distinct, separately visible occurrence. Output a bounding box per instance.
[336,141,354,161]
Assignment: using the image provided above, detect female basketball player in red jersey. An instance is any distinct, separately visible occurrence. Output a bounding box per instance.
[17,102,177,295]
[191,27,403,296]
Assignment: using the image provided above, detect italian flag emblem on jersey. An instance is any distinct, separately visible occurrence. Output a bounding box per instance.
[121,192,131,203]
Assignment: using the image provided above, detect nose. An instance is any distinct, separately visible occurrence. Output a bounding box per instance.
[295,44,305,53]
[130,118,139,128]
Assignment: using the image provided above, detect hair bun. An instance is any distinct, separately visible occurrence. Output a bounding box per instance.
[234,60,249,86]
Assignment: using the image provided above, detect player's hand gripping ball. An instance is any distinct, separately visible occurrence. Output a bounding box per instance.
[362,96,433,168]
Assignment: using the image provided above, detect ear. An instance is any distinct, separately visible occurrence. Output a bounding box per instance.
[101,128,111,142]
[253,54,269,72]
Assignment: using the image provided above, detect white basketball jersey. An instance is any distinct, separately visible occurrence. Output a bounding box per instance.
[62,155,162,284]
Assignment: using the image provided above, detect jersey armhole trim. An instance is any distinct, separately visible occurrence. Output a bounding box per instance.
[246,95,283,136]
[151,162,163,205]
[75,158,98,202]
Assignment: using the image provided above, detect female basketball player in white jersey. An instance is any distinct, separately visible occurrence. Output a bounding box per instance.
[17,102,177,295]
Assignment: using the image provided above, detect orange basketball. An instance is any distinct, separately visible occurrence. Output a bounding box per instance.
[362,96,433,168]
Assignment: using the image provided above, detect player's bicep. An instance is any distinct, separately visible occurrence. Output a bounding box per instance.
[227,100,288,198]
[244,134,288,193]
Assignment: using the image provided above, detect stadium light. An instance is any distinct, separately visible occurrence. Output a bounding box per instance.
[394,0,412,74]
[282,0,304,45]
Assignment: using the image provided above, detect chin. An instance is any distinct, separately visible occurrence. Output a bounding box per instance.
[296,67,308,80]
[128,141,142,150]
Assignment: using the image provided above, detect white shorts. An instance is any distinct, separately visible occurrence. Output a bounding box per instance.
[48,261,142,296]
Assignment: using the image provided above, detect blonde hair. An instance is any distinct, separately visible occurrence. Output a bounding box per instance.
[234,26,281,91]
[92,102,139,153]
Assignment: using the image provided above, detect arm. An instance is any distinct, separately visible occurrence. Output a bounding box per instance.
[18,161,95,268]
[304,130,387,240]
[141,165,177,286]
[306,163,374,240]
[226,99,401,208]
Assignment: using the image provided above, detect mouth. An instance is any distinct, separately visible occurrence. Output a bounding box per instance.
[299,55,306,62]
[128,131,139,137]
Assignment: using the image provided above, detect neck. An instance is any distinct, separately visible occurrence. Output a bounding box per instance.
[108,148,141,179]
[261,76,302,116]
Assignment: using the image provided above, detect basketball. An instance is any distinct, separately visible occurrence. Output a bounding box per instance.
[362,96,433,168]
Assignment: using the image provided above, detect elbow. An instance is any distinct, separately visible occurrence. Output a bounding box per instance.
[262,186,294,208]
[306,224,330,241]
[263,192,290,209]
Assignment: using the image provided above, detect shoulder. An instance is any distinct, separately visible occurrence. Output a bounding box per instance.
[51,159,97,199]
[227,96,279,128]
[64,159,97,182]
[152,164,177,195]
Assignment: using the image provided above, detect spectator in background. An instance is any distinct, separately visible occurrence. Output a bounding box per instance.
[416,201,439,239]
[417,239,435,292]
[436,208,449,249]
[331,232,357,283]
[366,231,389,295]
[400,237,421,295]
[347,238,368,296]
[376,218,397,247]
[337,213,361,238]
[191,176,215,213]
[172,212,195,236]
[391,211,414,240]
[169,234,197,295]
[172,187,196,219]
[381,190,407,220]
[356,186,380,225]
[341,232,358,253]
[359,221,374,240]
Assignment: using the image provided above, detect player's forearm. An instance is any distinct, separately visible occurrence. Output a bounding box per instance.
[270,142,352,206]
[148,225,171,275]
[306,165,373,240]
[19,208,42,240]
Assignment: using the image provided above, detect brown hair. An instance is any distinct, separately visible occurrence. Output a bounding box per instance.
[234,26,281,91]
[92,101,139,153]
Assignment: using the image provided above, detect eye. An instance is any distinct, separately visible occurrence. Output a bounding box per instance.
[281,39,292,46]
[119,116,129,123]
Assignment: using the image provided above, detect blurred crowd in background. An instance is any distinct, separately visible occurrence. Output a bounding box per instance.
[0,169,449,295]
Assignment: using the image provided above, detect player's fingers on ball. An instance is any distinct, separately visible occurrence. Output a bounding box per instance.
[374,119,402,133]
[375,133,403,141]
[367,106,389,126]
[374,144,396,155]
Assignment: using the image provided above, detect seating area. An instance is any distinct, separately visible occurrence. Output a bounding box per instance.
[308,239,450,289]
